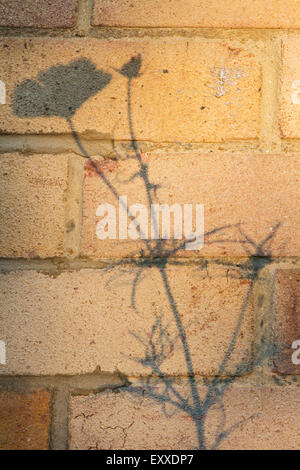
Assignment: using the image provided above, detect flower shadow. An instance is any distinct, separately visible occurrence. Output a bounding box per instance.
[13,58,112,119]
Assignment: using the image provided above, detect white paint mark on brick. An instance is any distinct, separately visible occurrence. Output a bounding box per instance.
[0,341,6,365]
[208,66,247,98]
[0,80,5,104]
[291,80,300,104]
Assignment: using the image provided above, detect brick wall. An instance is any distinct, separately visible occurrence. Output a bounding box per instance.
[0,0,299,450]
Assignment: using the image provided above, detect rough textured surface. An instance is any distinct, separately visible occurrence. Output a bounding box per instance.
[0,153,68,258]
[0,389,50,450]
[0,38,260,141]
[0,267,253,376]
[0,0,300,452]
[69,385,300,450]
[281,37,300,139]
[0,0,77,28]
[273,269,300,374]
[82,153,300,258]
[93,0,300,28]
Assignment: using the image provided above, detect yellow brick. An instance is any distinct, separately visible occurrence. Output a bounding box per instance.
[1,38,260,142]
[69,385,300,450]
[0,153,68,258]
[93,0,300,28]
[82,153,300,259]
[280,37,300,138]
[0,267,253,376]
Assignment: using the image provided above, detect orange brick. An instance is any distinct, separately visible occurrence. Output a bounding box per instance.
[0,38,260,141]
[69,384,300,450]
[93,0,300,28]
[280,37,300,138]
[0,0,76,28]
[273,269,300,374]
[0,267,253,376]
[0,153,68,258]
[0,389,50,450]
[82,153,300,259]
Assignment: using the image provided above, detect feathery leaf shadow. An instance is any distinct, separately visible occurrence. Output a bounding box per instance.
[12,53,281,450]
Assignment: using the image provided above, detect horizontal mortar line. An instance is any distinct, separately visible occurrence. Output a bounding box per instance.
[0,373,260,385]
[1,256,299,272]
[87,26,300,39]
[125,373,300,384]
[0,374,298,391]
[0,372,127,386]
[0,141,282,157]
[0,148,262,157]
[1,27,300,36]
[0,148,263,157]
[89,25,300,31]
[0,136,260,146]
[0,31,293,45]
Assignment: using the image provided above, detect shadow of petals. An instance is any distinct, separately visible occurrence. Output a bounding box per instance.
[13,58,112,119]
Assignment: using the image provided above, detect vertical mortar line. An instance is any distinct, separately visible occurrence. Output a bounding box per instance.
[50,384,70,450]
[267,262,279,385]
[252,262,274,386]
[64,154,85,259]
[259,33,282,153]
[76,0,93,36]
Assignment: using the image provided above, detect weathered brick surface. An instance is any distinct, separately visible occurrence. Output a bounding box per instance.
[273,269,300,374]
[280,37,300,139]
[69,385,300,450]
[93,0,300,28]
[0,267,253,376]
[0,153,68,258]
[0,0,77,28]
[0,389,50,450]
[82,153,300,258]
[0,38,260,141]
[0,1,299,452]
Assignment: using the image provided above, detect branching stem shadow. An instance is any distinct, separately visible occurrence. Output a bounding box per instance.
[13,55,280,450]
